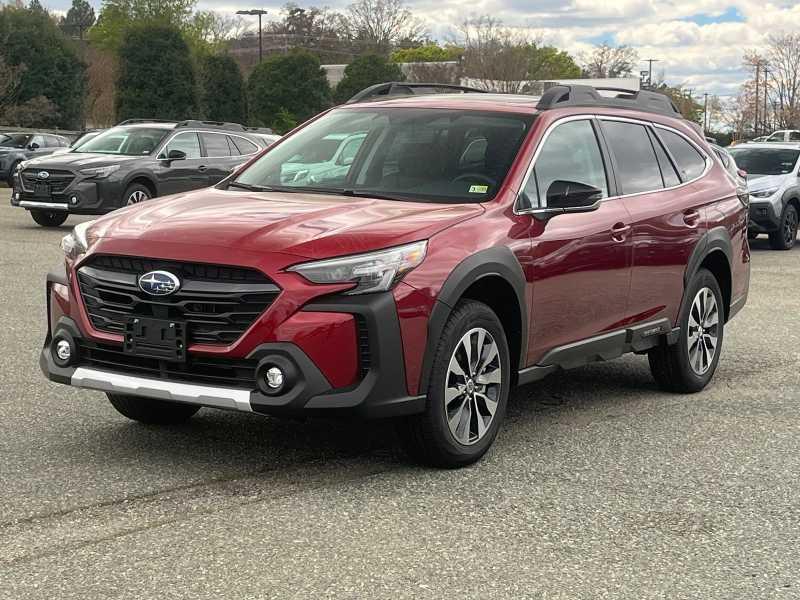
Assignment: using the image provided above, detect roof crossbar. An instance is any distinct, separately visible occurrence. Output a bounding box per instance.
[536,85,683,118]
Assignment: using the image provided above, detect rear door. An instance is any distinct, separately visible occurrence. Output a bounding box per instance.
[603,118,710,326]
[199,132,239,185]
[522,117,634,361]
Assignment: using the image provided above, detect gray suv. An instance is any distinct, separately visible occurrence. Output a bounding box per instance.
[729,142,800,250]
[0,132,70,186]
[10,120,272,227]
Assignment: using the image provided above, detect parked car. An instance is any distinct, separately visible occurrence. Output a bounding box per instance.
[764,130,800,143]
[728,142,800,249]
[40,83,749,467]
[10,120,268,227]
[0,132,70,186]
[711,143,749,204]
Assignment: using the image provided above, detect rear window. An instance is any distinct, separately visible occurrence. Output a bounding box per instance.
[657,129,707,181]
[234,107,533,203]
[201,133,231,157]
[601,121,663,194]
[230,136,259,156]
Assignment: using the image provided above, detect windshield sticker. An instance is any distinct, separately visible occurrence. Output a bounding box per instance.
[469,185,489,194]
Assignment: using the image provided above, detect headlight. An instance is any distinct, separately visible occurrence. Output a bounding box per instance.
[80,165,120,179]
[15,161,28,173]
[750,187,779,198]
[60,220,95,260]
[288,241,427,295]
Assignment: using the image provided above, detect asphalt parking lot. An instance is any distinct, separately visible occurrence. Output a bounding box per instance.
[1,188,799,599]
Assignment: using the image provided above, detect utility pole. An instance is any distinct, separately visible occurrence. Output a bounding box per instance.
[237,9,268,63]
[754,61,760,137]
[763,66,770,134]
[703,93,709,134]
[643,58,660,88]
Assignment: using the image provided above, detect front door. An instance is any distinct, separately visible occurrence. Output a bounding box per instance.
[520,118,633,363]
[155,132,208,195]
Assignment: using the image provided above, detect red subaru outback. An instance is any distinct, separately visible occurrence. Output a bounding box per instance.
[41,84,750,467]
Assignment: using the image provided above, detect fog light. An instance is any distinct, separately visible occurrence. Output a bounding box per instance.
[265,367,284,389]
[70,196,78,205]
[56,339,72,361]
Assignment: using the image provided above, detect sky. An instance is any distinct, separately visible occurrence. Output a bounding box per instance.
[40,0,800,98]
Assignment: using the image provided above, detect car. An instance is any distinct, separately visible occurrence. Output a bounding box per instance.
[10,120,268,228]
[728,142,800,249]
[764,130,800,143]
[0,131,70,186]
[280,132,367,185]
[39,83,750,468]
[711,143,749,204]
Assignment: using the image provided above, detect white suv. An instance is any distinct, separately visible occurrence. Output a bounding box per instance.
[765,130,800,143]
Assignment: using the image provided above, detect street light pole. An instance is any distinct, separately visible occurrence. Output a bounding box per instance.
[236,9,268,63]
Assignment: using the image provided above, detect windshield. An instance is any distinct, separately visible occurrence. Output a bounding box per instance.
[73,126,170,156]
[71,131,101,149]
[728,147,800,176]
[233,107,533,203]
[0,134,31,148]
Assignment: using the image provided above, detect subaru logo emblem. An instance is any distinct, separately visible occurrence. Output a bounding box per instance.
[37,171,50,180]
[138,270,180,296]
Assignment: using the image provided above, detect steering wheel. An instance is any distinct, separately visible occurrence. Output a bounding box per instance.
[452,173,496,187]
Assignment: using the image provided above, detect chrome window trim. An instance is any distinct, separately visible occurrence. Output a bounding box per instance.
[157,130,263,159]
[514,114,713,215]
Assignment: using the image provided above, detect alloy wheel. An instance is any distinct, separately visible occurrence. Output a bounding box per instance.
[126,190,149,205]
[687,287,719,375]
[784,209,798,245]
[444,327,502,445]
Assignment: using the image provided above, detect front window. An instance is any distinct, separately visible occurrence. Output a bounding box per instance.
[728,148,800,176]
[0,134,31,148]
[73,126,170,156]
[233,108,533,203]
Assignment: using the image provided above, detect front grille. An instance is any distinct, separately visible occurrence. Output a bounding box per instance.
[77,340,258,389]
[21,169,75,194]
[77,255,281,345]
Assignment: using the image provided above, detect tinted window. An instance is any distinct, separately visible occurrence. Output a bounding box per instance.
[658,129,706,181]
[601,121,663,194]
[728,147,800,176]
[649,128,681,187]
[0,134,30,148]
[164,132,201,159]
[790,131,800,141]
[235,108,533,204]
[201,133,231,157]
[230,136,258,155]
[766,132,785,142]
[522,119,608,208]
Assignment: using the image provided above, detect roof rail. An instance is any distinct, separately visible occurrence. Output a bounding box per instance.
[346,82,488,104]
[536,85,683,119]
[116,118,178,126]
[244,126,275,135]
[174,120,247,132]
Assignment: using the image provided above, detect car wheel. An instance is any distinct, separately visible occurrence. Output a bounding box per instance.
[648,268,724,393]
[768,204,798,250]
[107,393,200,424]
[397,300,511,468]
[123,183,152,207]
[30,209,68,227]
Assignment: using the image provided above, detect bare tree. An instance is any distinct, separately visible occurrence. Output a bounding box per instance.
[765,33,800,128]
[85,47,117,127]
[0,56,25,118]
[457,16,536,93]
[580,43,638,78]
[345,0,426,53]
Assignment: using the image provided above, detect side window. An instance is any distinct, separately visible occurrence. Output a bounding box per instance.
[600,121,664,194]
[790,131,800,141]
[30,135,45,148]
[521,119,608,209]
[164,132,201,159]
[230,136,258,156]
[336,135,364,166]
[648,128,681,188]
[657,129,707,181]
[201,133,231,157]
[766,132,783,142]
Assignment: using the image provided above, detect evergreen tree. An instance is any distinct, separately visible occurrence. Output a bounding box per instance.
[334,54,404,104]
[198,54,246,124]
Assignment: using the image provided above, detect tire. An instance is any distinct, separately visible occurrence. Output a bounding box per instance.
[768,204,798,250]
[648,268,724,393]
[397,300,511,468]
[123,183,152,207]
[30,209,68,227]
[7,161,20,187]
[107,393,200,424]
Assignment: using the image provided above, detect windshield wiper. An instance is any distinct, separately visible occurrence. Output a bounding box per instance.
[342,189,415,202]
[227,181,275,192]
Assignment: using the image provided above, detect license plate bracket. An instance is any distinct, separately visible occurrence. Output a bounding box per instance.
[33,183,51,198]
[124,317,186,362]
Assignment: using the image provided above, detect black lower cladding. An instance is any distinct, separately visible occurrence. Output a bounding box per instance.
[77,254,281,346]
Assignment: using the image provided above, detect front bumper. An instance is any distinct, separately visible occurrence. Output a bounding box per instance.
[11,172,123,214]
[748,200,780,233]
[40,267,425,419]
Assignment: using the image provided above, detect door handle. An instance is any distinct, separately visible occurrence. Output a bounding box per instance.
[198,165,208,172]
[683,209,700,226]
[611,222,631,242]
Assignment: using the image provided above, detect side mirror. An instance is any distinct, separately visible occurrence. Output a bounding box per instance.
[546,180,604,209]
[166,149,186,161]
[28,142,40,151]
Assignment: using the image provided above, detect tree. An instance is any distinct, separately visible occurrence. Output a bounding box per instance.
[0,5,86,128]
[334,53,404,103]
[580,43,638,79]
[345,0,426,53]
[28,0,46,13]
[115,22,197,122]
[61,0,95,40]
[198,54,246,123]
[765,33,800,129]
[391,44,463,63]
[651,82,703,123]
[247,49,330,133]
[85,47,117,127]
[89,0,196,51]
[528,45,581,80]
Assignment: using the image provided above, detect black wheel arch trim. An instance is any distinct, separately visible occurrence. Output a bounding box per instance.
[122,172,158,197]
[683,226,733,319]
[418,246,528,394]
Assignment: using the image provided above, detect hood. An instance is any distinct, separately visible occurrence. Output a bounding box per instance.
[747,173,788,192]
[24,152,141,170]
[92,188,484,259]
